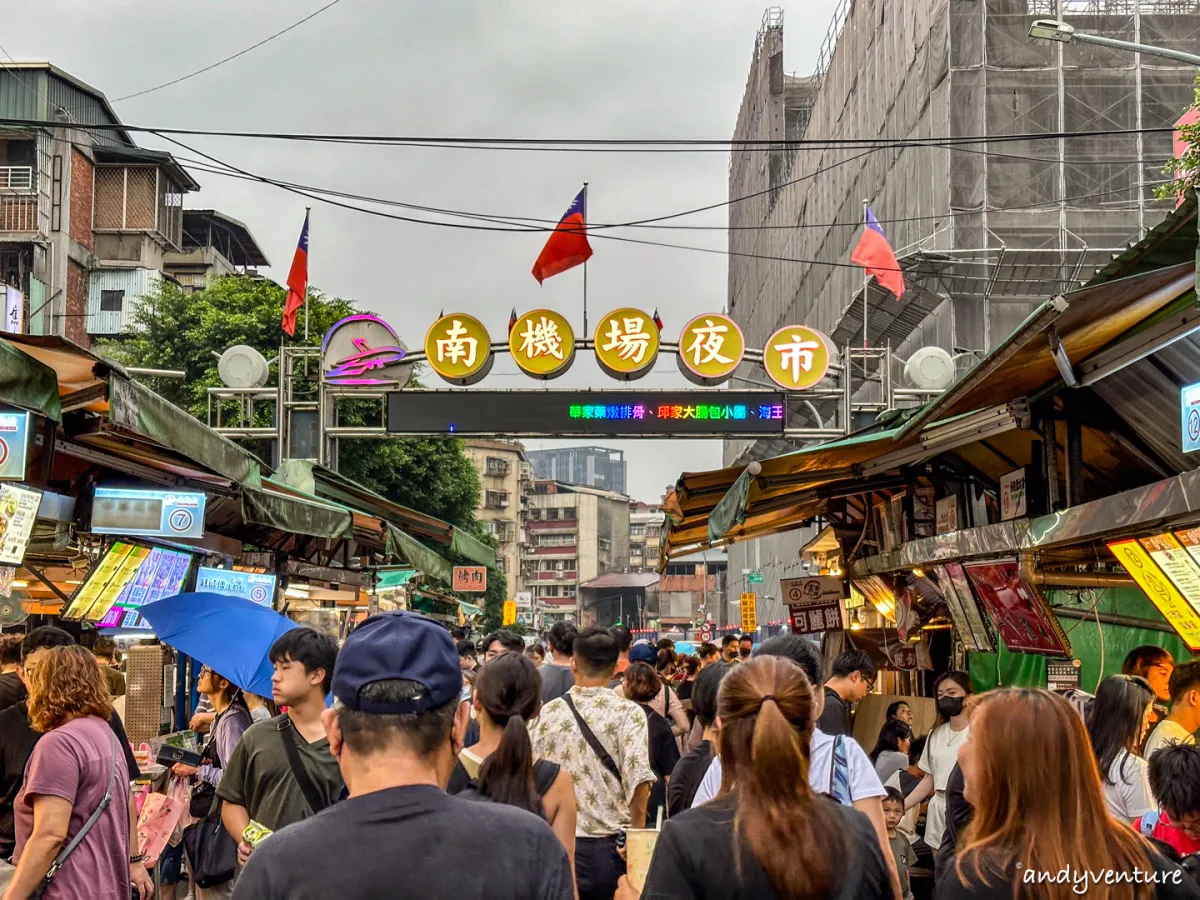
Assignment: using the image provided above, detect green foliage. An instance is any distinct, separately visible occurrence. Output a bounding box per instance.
[1157,72,1200,200]
[98,276,483,532]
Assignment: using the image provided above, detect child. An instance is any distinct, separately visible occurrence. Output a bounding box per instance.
[883,787,916,900]
[1135,741,1200,857]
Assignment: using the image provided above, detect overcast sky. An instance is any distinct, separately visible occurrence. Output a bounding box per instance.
[8,0,841,502]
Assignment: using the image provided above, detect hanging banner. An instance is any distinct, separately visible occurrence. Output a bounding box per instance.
[593,308,659,380]
[0,410,30,481]
[0,484,40,565]
[1140,533,1200,612]
[1109,537,1200,651]
[963,560,1070,656]
[510,309,576,379]
[677,314,744,386]
[3,286,22,335]
[1000,468,1026,521]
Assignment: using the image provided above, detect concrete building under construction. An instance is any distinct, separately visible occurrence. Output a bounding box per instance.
[723,0,1200,624]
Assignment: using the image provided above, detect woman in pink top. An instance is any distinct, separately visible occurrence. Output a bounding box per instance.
[7,645,137,900]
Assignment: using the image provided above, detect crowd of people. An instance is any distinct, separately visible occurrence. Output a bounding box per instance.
[1,619,1200,899]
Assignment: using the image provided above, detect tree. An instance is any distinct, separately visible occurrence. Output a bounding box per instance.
[98,277,482,530]
[1158,75,1200,200]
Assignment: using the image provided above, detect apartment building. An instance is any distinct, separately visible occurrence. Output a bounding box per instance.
[522,480,630,624]
[0,63,267,343]
[463,439,531,600]
[629,501,665,572]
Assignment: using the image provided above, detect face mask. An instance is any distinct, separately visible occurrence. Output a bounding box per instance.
[937,696,965,718]
[739,648,751,659]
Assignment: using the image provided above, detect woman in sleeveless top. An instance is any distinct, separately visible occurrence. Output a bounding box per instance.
[447,653,576,878]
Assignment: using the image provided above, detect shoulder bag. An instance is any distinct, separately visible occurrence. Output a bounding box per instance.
[28,732,119,899]
[562,694,622,784]
[182,709,238,887]
[278,716,333,815]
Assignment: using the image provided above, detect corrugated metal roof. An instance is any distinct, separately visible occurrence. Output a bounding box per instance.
[1087,195,1197,286]
[578,573,660,590]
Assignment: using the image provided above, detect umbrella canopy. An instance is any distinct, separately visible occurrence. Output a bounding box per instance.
[139,592,298,699]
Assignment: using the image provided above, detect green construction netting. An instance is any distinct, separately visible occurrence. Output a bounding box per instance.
[0,339,60,422]
[969,587,1194,692]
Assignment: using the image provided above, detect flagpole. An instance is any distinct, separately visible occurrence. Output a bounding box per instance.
[861,198,870,351]
[303,206,312,343]
[582,182,589,338]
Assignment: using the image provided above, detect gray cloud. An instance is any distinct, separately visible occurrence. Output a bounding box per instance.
[9,0,840,501]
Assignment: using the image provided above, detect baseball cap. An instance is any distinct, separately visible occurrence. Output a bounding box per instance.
[629,641,657,664]
[332,610,461,714]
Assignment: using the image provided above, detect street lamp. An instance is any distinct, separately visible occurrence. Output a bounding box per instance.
[1029,18,1200,66]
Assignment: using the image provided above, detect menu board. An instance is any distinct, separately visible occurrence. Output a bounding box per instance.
[196,566,277,607]
[1109,538,1200,651]
[62,542,147,621]
[1173,528,1200,576]
[96,547,192,629]
[963,560,1071,656]
[934,563,995,653]
[1140,533,1200,612]
[0,485,41,565]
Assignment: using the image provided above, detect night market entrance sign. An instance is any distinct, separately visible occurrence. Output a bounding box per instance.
[319,309,835,438]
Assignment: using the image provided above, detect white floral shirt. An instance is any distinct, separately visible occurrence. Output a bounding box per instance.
[529,685,656,837]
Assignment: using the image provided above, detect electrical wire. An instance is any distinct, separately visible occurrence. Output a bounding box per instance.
[110,0,347,103]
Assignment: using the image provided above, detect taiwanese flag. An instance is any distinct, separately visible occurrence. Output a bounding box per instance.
[508,307,518,334]
[851,208,905,299]
[531,188,593,284]
[281,211,309,336]
[652,308,663,332]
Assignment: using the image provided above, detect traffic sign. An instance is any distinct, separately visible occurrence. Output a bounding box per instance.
[502,600,517,626]
[747,572,764,585]
[699,624,713,642]
[740,593,758,632]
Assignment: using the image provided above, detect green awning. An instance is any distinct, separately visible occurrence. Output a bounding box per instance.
[0,338,61,422]
[458,600,483,618]
[707,466,753,545]
[241,488,354,540]
[385,523,453,583]
[450,528,496,568]
[376,567,418,590]
[109,375,262,488]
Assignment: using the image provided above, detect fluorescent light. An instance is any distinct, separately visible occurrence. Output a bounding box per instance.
[11,580,26,588]
[284,586,311,599]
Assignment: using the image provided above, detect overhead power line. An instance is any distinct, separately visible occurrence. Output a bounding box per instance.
[111,0,347,103]
[0,116,1177,150]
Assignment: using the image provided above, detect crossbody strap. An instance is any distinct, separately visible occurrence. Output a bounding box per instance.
[278,717,328,815]
[44,731,119,884]
[562,694,621,785]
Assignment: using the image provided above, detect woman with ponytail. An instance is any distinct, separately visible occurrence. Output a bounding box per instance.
[446,653,577,867]
[628,655,890,899]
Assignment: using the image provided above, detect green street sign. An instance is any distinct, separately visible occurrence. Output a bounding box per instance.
[747,572,764,584]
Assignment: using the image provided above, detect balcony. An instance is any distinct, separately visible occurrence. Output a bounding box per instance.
[536,570,578,581]
[526,518,577,531]
[0,166,37,233]
[531,545,577,555]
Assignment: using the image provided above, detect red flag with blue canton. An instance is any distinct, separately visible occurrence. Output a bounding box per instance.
[282,211,309,336]
[851,207,905,299]
[532,188,593,283]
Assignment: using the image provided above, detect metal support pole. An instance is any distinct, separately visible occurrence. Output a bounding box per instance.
[1042,416,1061,512]
[1066,406,1084,507]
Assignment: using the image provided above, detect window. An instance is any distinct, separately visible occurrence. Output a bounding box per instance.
[100,289,124,312]
[486,457,510,477]
[630,524,645,536]
[562,507,576,520]
[485,491,510,508]
[665,563,696,577]
[598,538,612,553]
[495,523,515,542]
[536,533,576,547]
[495,556,506,572]
[527,509,541,520]
[546,509,559,521]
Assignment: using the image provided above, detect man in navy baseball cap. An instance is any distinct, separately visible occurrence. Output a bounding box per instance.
[235,610,572,900]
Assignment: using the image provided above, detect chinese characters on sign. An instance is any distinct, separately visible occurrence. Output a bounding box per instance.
[762,325,833,390]
[739,592,757,632]
[565,402,784,422]
[781,575,844,636]
[510,309,576,379]
[424,314,493,385]
[1109,538,1200,650]
[452,566,488,593]
[677,314,745,385]
[593,308,659,380]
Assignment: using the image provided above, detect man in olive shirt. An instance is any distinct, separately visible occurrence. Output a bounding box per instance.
[219,628,343,862]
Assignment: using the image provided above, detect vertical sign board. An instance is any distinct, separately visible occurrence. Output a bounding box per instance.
[1108,539,1200,651]
[452,566,487,593]
[502,600,517,627]
[1000,468,1026,521]
[739,592,758,632]
[935,496,959,534]
[1183,382,1200,453]
[3,286,21,335]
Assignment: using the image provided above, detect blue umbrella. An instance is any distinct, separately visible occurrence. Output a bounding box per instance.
[139,592,298,699]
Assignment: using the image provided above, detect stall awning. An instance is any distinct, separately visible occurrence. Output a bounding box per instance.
[241,488,354,541]
[275,459,496,567]
[458,600,482,618]
[385,523,453,583]
[376,568,418,590]
[0,338,60,421]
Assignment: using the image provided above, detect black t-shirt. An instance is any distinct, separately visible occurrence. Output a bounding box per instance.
[643,704,681,825]
[232,784,573,900]
[667,739,714,817]
[0,673,25,713]
[934,849,1200,900]
[640,793,890,900]
[935,763,972,880]
[817,686,852,736]
[447,757,561,799]
[0,700,139,859]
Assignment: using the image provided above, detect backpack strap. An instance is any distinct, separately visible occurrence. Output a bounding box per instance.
[278,716,330,815]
